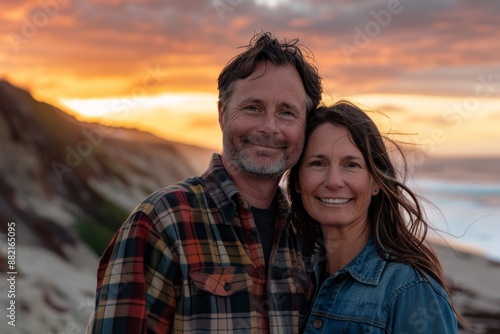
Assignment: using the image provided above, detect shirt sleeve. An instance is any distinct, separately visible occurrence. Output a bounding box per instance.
[389,280,458,334]
[88,208,178,334]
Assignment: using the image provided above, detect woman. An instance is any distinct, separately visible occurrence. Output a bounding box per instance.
[287,101,461,333]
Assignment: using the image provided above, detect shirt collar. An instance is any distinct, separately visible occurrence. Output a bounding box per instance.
[201,153,290,225]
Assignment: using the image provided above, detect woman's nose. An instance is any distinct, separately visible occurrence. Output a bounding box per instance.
[324,167,344,189]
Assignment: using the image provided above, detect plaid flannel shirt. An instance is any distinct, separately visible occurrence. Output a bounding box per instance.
[88,154,313,333]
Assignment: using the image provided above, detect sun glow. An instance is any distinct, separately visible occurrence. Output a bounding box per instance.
[328,94,500,157]
[55,90,500,157]
[59,92,218,119]
[58,92,222,150]
[255,0,291,7]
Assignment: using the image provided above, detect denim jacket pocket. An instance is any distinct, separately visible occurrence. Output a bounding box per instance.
[189,266,252,297]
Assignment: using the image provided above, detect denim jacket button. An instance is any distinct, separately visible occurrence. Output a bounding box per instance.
[313,318,323,329]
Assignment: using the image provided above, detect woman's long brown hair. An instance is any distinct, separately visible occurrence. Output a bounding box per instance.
[286,100,468,328]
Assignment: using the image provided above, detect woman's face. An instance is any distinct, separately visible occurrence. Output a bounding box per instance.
[298,123,380,231]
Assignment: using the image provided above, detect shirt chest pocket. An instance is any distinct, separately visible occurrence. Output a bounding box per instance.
[189,266,252,297]
[185,267,255,330]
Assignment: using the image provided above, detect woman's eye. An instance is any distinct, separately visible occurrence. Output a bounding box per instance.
[346,162,361,168]
[309,160,324,167]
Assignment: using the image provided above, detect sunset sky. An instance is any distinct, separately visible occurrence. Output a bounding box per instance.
[1,0,499,157]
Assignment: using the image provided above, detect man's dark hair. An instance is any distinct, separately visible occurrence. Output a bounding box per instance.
[218,32,322,113]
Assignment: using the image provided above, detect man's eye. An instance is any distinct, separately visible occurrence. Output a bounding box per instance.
[281,110,295,117]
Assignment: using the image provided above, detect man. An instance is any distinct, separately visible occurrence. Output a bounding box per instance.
[87,31,322,333]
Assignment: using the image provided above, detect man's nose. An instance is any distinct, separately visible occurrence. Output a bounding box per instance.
[258,111,279,134]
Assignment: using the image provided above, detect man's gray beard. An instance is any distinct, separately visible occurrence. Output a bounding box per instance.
[233,152,288,179]
[222,132,303,179]
[223,141,289,179]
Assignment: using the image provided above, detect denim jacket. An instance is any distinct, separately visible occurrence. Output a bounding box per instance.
[303,237,458,333]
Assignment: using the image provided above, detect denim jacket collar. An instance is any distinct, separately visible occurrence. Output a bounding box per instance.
[312,237,387,286]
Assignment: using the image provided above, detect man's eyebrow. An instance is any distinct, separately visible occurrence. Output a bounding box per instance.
[236,98,301,112]
[277,101,301,112]
[238,97,264,105]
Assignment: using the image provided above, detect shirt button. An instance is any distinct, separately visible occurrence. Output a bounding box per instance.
[249,233,257,242]
[313,318,323,329]
[224,282,231,291]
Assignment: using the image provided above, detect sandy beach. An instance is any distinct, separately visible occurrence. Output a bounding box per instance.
[431,237,500,333]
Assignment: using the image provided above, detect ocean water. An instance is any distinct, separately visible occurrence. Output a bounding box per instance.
[413,171,500,262]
